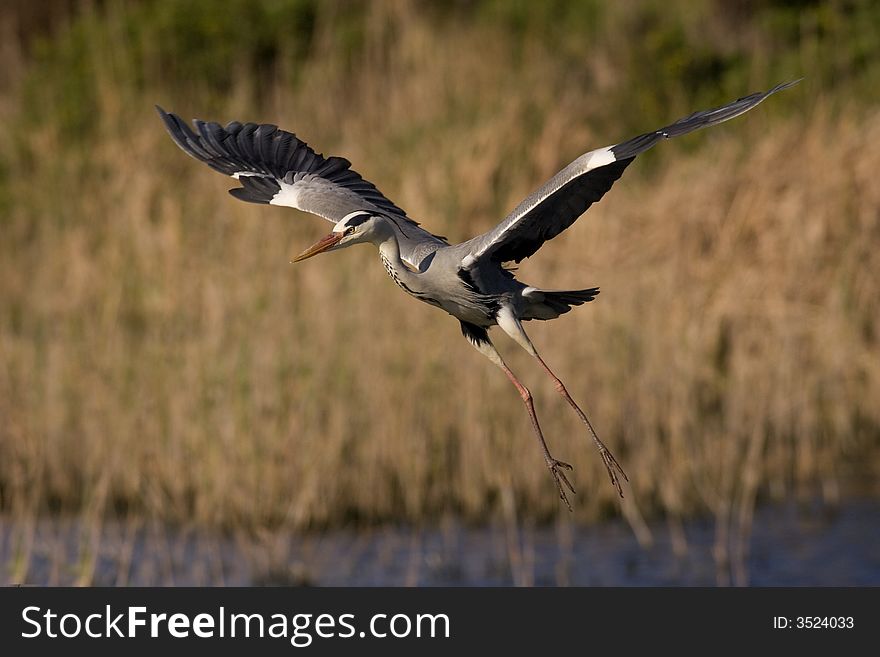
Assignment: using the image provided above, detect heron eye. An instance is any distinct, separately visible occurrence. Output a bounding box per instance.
[344,227,355,236]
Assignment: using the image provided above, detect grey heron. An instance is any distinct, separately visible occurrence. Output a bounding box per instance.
[157,80,798,510]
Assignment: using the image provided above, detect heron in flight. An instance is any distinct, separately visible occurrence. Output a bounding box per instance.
[157,80,797,510]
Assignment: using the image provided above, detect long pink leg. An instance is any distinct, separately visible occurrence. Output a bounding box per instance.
[533,353,628,497]
[462,324,576,510]
[496,307,628,497]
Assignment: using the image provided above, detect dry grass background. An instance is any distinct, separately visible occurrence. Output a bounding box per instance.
[0,0,877,559]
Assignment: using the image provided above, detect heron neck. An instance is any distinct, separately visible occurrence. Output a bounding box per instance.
[377,234,420,290]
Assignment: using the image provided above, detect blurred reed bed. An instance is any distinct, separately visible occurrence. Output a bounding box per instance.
[0,0,877,545]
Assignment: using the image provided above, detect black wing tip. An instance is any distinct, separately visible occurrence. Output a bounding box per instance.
[155,105,195,146]
[611,77,801,160]
[155,104,176,131]
[741,78,802,106]
[154,105,186,132]
[769,78,803,94]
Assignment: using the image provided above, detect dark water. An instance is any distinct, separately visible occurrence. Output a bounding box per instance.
[2,498,878,586]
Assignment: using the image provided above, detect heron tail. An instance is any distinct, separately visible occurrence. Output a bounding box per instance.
[521,286,599,321]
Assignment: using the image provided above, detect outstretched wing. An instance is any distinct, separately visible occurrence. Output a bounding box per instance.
[156,107,447,264]
[461,80,800,268]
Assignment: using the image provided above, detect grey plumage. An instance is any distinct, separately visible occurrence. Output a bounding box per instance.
[461,79,800,268]
[158,80,799,509]
[156,107,447,266]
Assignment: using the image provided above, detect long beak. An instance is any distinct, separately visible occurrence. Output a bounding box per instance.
[291,232,343,263]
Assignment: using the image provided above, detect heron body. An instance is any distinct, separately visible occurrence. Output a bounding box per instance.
[158,80,798,509]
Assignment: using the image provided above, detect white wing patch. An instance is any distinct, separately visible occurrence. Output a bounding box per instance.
[584,146,615,169]
[268,180,302,209]
[231,171,265,180]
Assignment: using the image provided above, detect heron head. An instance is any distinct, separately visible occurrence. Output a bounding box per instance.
[292,211,381,262]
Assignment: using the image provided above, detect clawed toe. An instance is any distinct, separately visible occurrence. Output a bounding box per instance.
[599,447,628,498]
[547,458,576,511]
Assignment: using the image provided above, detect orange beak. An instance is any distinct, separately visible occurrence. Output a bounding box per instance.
[291,232,344,263]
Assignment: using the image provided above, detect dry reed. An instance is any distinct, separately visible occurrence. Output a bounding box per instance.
[0,3,877,541]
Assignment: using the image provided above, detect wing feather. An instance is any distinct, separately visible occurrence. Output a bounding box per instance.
[157,106,448,265]
[463,80,800,267]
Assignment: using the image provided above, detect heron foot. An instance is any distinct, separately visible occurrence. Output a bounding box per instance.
[598,446,628,498]
[546,458,576,511]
